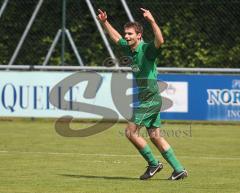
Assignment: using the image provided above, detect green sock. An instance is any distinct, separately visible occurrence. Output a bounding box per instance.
[139,145,159,166]
[161,147,184,172]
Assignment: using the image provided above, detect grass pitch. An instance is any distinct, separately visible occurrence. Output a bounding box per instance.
[0,119,240,193]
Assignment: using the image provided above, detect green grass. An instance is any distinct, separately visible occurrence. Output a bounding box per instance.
[0,119,240,193]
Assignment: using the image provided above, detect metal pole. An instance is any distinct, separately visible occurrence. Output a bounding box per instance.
[8,0,43,66]
[120,0,135,22]
[0,0,8,19]
[65,29,84,66]
[2,64,240,73]
[85,0,119,67]
[43,29,62,66]
[61,0,66,66]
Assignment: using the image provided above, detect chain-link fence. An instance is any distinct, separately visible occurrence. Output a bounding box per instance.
[0,0,239,67]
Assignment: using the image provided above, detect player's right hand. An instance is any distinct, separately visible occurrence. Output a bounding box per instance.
[97,9,107,23]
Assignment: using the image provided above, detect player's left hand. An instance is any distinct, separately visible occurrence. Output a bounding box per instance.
[140,8,155,23]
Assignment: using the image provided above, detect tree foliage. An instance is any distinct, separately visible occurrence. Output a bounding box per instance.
[0,0,239,68]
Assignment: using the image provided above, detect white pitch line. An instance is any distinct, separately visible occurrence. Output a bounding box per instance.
[0,150,240,160]
[179,156,240,161]
[0,150,140,157]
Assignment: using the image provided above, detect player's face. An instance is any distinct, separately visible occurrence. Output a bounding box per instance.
[124,27,142,47]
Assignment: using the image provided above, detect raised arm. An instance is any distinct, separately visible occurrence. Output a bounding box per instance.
[97,9,122,44]
[140,8,164,48]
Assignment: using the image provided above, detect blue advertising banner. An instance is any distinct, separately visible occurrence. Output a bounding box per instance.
[158,74,240,121]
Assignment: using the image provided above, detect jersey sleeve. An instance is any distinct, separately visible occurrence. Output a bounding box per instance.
[145,41,161,61]
[117,38,131,56]
[117,38,128,47]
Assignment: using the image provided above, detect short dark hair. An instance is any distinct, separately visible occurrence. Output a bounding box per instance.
[124,22,143,35]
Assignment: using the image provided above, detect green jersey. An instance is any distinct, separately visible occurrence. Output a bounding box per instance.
[118,38,162,128]
[118,38,160,101]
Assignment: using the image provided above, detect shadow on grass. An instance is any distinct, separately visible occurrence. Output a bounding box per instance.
[59,174,167,181]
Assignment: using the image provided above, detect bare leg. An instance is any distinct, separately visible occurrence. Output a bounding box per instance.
[125,123,162,180]
[125,122,147,149]
[147,127,186,176]
[147,127,170,152]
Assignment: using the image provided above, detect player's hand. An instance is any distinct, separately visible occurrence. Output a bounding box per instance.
[140,8,155,23]
[97,9,107,23]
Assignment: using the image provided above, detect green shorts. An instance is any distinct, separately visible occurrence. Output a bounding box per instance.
[131,93,162,129]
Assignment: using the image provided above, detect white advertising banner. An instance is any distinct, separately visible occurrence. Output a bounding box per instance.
[161,82,188,112]
[0,71,188,119]
[0,71,115,118]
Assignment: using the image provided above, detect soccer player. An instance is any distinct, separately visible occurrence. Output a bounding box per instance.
[97,8,188,180]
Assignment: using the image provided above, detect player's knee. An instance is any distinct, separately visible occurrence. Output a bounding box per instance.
[149,132,160,142]
[125,127,137,139]
[125,127,132,139]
